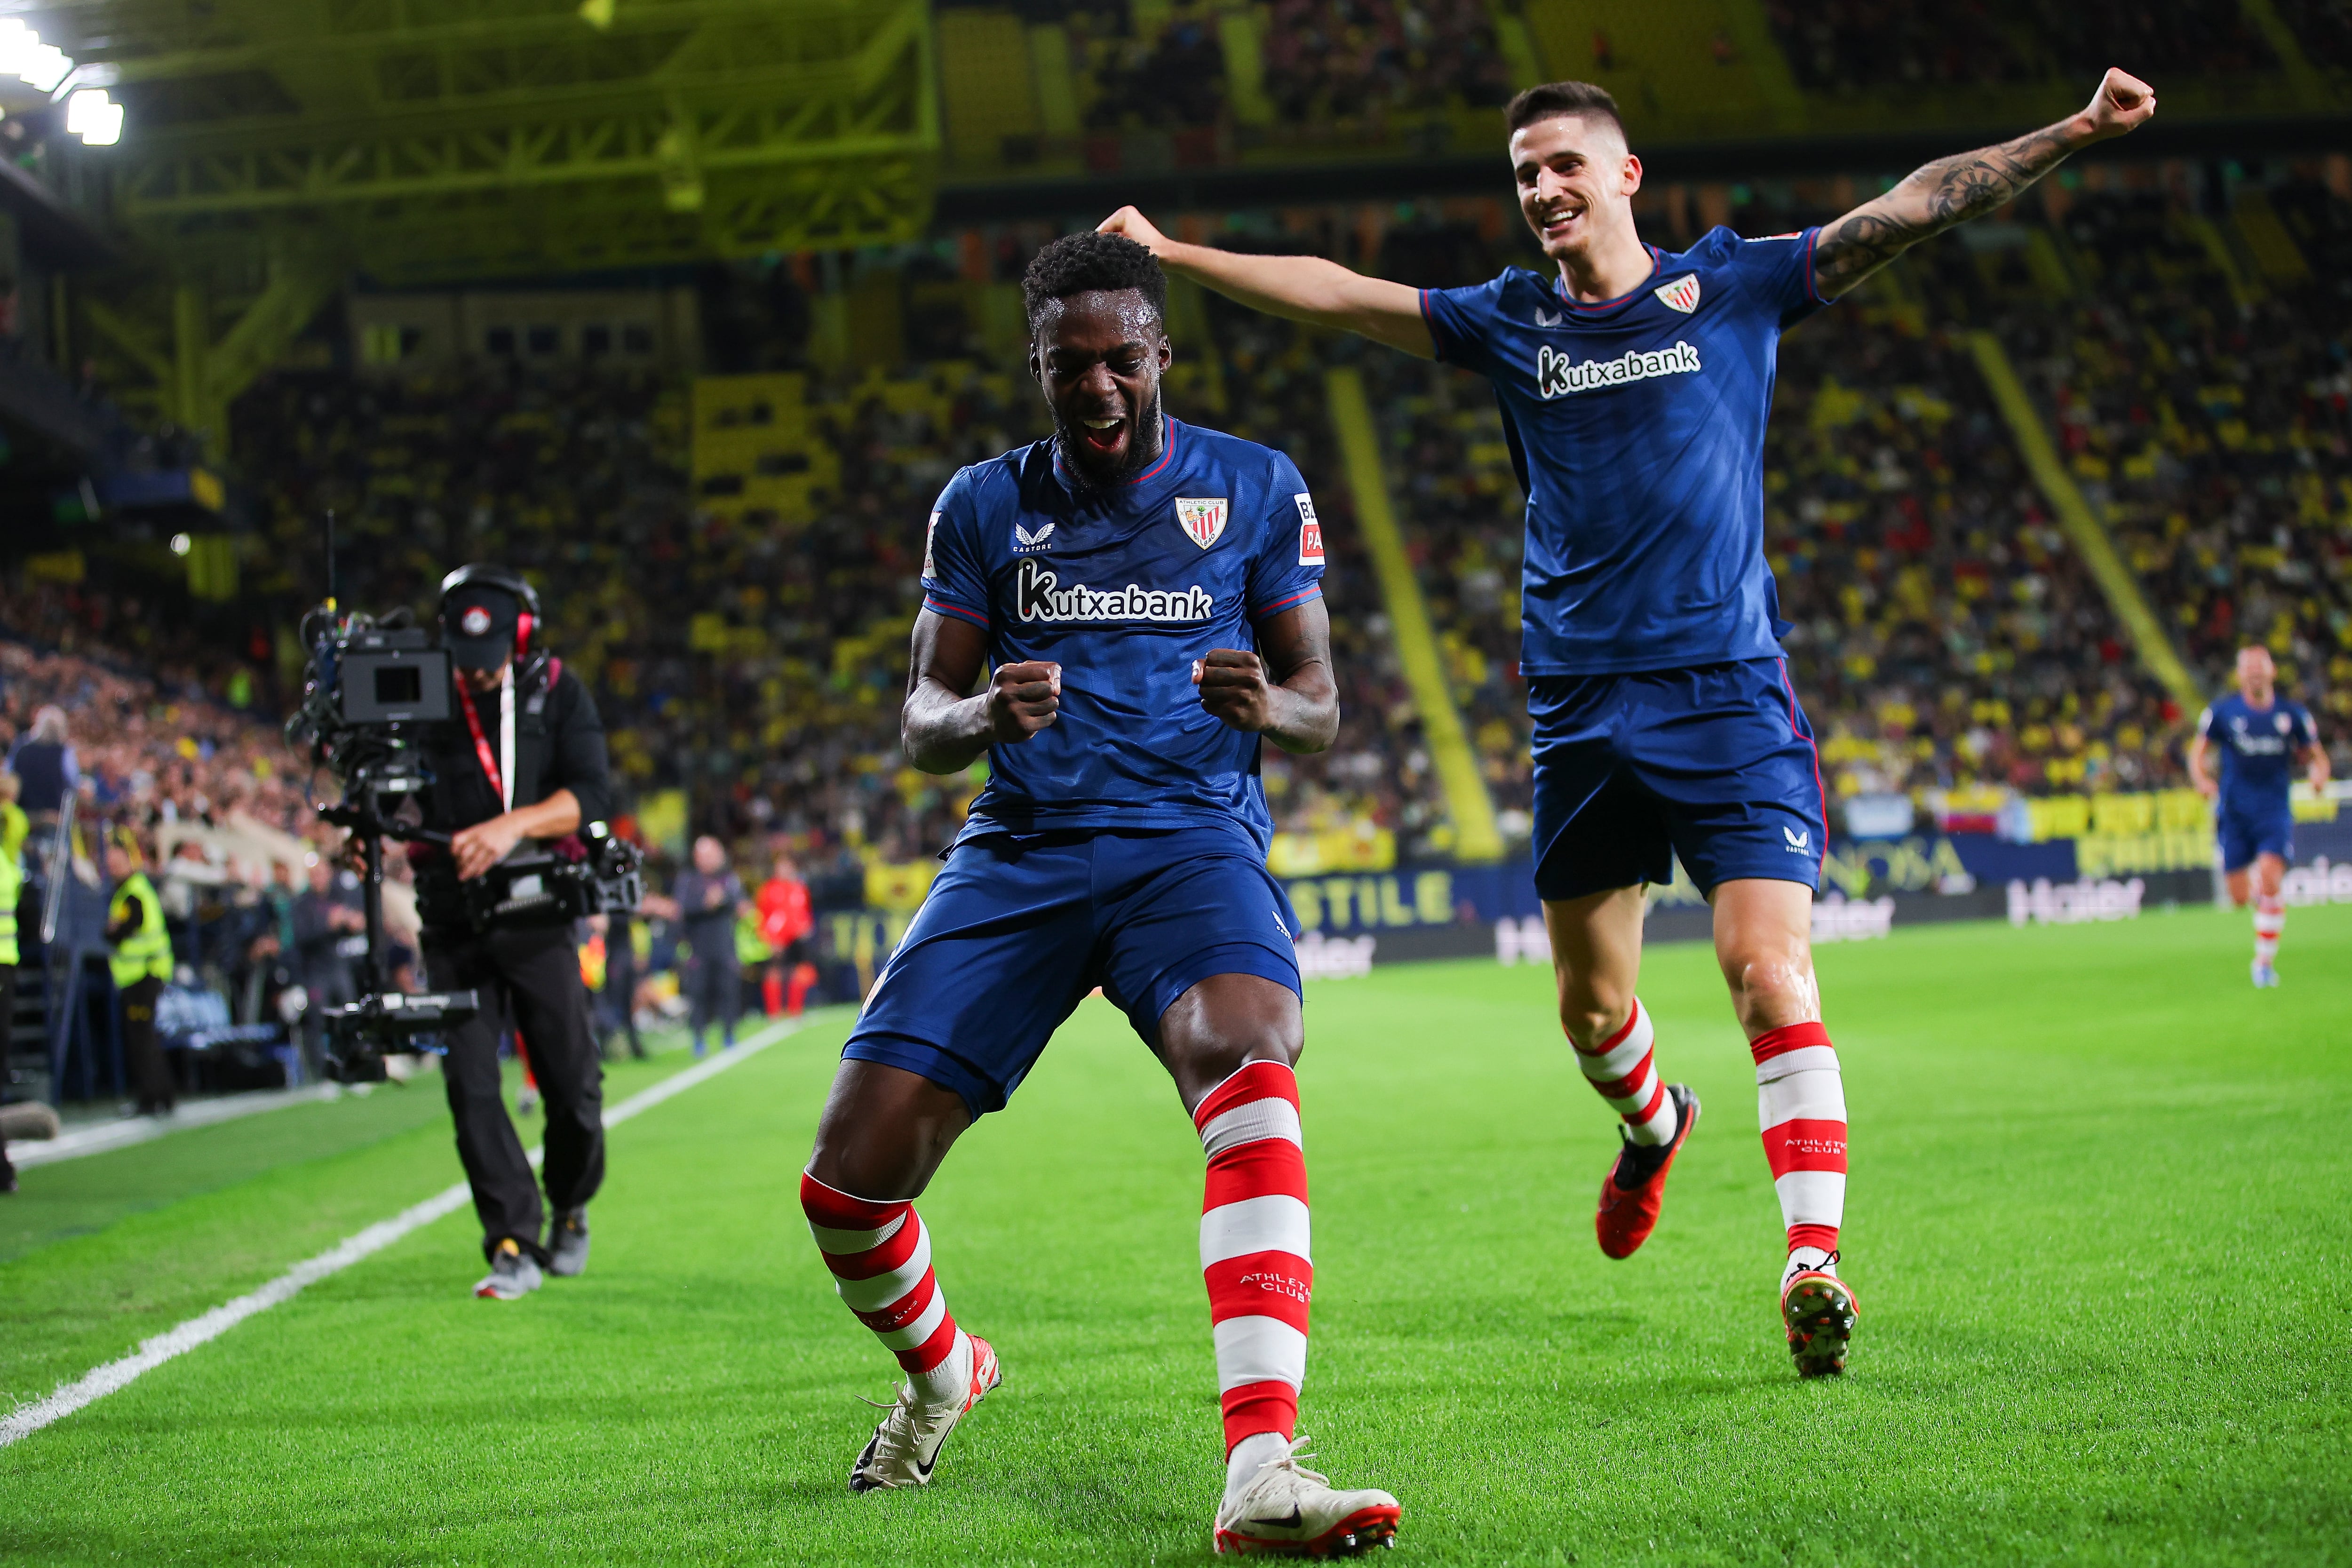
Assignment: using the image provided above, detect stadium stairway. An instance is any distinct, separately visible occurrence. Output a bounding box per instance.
[1324,366,1507,862]
[1964,330,2205,710]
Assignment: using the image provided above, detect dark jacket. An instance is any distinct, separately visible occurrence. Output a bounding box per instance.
[415,660,615,836]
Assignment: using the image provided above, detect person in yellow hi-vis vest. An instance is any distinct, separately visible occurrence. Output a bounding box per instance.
[105,833,177,1114]
[0,772,24,1190]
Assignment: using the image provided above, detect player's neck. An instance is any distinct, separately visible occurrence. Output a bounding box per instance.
[1550,223,1654,305]
[2242,687,2274,709]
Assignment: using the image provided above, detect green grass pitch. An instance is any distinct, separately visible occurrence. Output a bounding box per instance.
[1,903,2347,1564]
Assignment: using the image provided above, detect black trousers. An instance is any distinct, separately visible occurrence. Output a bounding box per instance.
[121,975,173,1112]
[684,954,740,1036]
[603,948,644,1059]
[424,924,605,1261]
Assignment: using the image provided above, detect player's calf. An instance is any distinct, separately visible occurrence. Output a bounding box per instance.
[802,1172,996,1489]
[1753,1021,1856,1375]
[1192,1057,1401,1554]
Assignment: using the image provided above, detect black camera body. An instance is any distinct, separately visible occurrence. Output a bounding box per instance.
[419,822,645,937]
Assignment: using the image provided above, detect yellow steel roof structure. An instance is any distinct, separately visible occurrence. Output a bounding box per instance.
[67,0,937,283]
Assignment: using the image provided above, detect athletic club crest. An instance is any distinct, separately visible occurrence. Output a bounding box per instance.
[1654,275,1701,314]
[1175,497,1229,550]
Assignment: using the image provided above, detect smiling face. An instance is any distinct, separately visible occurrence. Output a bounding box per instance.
[1510,111,1642,271]
[1029,287,1170,489]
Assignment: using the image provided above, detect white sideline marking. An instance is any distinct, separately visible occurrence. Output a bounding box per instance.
[0,1015,814,1449]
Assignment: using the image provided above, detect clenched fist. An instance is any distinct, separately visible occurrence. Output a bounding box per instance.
[2081,68,2156,140]
[988,660,1062,743]
[1194,649,1276,732]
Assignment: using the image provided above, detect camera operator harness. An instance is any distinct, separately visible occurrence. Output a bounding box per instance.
[285,524,641,1080]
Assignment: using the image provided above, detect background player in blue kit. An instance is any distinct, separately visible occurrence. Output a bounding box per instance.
[794,232,1401,1557]
[1103,66,2156,1377]
[2188,645,2330,987]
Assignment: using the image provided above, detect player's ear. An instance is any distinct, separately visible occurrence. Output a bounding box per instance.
[1618,151,1644,201]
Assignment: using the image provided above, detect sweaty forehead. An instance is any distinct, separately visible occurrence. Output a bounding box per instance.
[1034,288,1162,348]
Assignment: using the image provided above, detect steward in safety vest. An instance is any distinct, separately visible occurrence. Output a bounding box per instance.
[104,834,176,1114]
[0,775,22,1191]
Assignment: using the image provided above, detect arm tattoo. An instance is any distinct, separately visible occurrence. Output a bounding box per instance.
[1814,121,2080,295]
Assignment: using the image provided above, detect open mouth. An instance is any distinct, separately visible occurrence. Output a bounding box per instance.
[1076,414,1128,458]
[1540,206,1586,241]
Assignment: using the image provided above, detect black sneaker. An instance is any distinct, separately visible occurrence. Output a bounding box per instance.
[474,1237,544,1300]
[548,1208,590,1278]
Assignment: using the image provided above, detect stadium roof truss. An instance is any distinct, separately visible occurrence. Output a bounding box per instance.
[63,0,939,282]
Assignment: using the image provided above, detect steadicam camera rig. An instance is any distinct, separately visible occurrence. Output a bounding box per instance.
[284,515,643,1081]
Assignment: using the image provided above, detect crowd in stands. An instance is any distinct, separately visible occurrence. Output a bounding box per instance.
[1015,0,1509,136]
[1984,184,2352,775]
[1198,290,1456,860]
[1767,1,2281,96]
[1258,0,1511,126]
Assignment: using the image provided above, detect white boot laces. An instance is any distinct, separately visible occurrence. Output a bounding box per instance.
[1243,1435,1332,1503]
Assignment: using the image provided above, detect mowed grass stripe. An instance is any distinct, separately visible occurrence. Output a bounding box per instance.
[0,1016,819,1449]
[0,907,2346,1564]
[0,1021,800,1412]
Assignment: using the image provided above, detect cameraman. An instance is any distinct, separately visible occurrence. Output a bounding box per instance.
[413,567,614,1302]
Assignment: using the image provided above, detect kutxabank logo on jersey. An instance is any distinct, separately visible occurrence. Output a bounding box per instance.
[1014,558,1214,624]
[1535,340,1702,400]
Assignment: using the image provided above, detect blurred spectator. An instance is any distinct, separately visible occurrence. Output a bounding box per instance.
[757,852,817,1018]
[645,835,748,1057]
[7,703,76,822]
[291,858,364,1075]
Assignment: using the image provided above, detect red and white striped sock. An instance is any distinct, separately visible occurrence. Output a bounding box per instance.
[2254,896,2284,966]
[800,1172,970,1402]
[1572,997,1678,1146]
[1195,1060,1312,1471]
[1752,1021,1847,1275]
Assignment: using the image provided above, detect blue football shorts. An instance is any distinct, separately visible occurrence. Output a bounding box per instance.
[1526,657,1829,903]
[842,827,1303,1117]
[2217,802,2293,872]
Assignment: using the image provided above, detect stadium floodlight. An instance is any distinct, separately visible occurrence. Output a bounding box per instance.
[66,88,120,144]
[18,41,72,94]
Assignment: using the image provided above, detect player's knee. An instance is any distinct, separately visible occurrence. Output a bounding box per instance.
[1719,940,1817,1033]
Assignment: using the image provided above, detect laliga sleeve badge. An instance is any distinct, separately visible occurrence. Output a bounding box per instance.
[922,510,940,579]
[1175,496,1229,550]
[1654,276,1701,314]
[1295,494,1324,566]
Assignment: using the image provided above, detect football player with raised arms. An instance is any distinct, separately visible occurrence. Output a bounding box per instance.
[1102,68,2156,1375]
[796,231,1401,1556]
[2187,645,2329,987]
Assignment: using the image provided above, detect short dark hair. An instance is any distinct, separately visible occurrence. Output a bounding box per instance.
[1504,80,1626,141]
[1022,231,1168,331]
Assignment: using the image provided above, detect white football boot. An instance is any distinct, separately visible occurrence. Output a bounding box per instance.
[1214,1437,1401,1556]
[846,1334,1001,1493]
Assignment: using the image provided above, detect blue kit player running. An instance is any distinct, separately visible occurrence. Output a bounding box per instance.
[798,232,1400,1558]
[2188,645,2329,987]
[1105,65,2157,1375]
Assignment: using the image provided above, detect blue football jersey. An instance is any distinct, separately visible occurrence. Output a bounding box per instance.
[1420,226,1828,676]
[2199,692,2319,810]
[920,418,1326,850]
